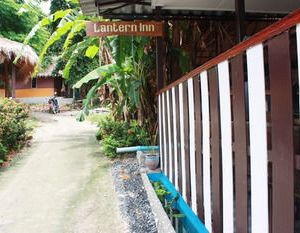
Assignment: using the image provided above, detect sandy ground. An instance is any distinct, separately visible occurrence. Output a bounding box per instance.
[0,112,125,233]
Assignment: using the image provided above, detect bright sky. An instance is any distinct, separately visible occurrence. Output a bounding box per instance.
[40,0,50,15]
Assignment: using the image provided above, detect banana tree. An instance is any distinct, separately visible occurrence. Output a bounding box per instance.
[18,2,156,134]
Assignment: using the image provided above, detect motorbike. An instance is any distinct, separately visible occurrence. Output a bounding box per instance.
[48,96,60,114]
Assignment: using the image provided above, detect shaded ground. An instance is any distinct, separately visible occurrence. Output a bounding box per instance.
[0,111,125,233]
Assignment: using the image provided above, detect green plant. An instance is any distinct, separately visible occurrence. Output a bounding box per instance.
[0,98,30,162]
[151,181,185,219]
[0,143,8,162]
[96,115,150,158]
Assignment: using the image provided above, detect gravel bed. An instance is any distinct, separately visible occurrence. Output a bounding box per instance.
[112,158,158,233]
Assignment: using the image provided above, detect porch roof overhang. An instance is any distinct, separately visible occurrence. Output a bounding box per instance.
[79,0,300,19]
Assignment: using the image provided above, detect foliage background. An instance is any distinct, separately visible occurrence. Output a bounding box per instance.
[0,0,49,53]
[0,98,30,162]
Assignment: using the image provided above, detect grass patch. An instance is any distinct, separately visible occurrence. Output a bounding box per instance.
[26,115,39,131]
[86,113,109,125]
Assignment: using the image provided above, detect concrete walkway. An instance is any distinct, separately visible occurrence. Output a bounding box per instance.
[0,112,125,233]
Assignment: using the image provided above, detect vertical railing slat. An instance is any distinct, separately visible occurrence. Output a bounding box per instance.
[158,94,164,171]
[194,75,204,219]
[188,78,197,213]
[179,83,187,201]
[162,92,167,174]
[165,92,170,177]
[201,71,212,233]
[231,54,248,233]
[246,43,269,233]
[268,32,294,233]
[218,60,234,233]
[183,82,191,205]
[209,67,222,233]
[172,87,179,190]
[167,90,173,182]
[175,86,183,193]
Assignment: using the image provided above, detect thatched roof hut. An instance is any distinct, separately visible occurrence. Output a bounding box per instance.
[37,63,61,78]
[0,37,38,75]
[0,37,39,98]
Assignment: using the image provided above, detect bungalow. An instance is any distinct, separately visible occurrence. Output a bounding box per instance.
[0,37,61,100]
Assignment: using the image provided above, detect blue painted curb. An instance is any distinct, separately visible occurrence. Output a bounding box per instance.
[116,146,159,153]
[148,172,209,233]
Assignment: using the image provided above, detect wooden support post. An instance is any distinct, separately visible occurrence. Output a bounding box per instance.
[155,7,164,91]
[4,60,8,97]
[11,64,16,98]
[235,0,245,43]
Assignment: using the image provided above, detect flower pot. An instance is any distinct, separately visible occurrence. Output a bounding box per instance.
[144,153,159,170]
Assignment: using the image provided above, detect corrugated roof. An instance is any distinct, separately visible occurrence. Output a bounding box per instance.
[79,0,300,17]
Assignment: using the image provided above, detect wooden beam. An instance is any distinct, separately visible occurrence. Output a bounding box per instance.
[4,60,8,97]
[155,7,164,91]
[11,64,16,98]
[157,8,300,95]
[235,0,245,43]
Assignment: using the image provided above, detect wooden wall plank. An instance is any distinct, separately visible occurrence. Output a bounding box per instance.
[268,32,294,233]
[208,67,223,233]
[246,44,269,233]
[194,75,204,219]
[183,81,191,205]
[297,24,300,117]
[157,8,300,95]
[231,54,248,233]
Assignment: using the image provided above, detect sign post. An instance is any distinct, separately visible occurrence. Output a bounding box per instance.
[86,21,164,37]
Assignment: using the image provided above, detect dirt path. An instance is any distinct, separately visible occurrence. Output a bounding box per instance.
[0,112,125,233]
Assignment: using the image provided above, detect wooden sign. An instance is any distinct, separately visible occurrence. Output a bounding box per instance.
[86,21,164,37]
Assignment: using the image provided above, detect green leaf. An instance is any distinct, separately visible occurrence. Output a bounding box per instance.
[63,20,86,49]
[14,9,75,65]
[85,45,99,58]
[73,64,119,89]
[40,17,51,27]
[172,213,185,218]
[54,9,72,22]
[62,38,97,80]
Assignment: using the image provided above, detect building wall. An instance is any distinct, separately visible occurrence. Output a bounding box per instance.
[15,75,55,98]
[16,76,54,89]
[16,88,53,98]
[0,89,5,97]
[16,74,31,89]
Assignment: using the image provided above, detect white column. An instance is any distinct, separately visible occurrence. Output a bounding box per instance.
[247,44,269,233]
[159,94,163,170]
[162,92,168,174]
[172,87,179,190]
[188,78,197,213]
[167,90,173,181]
[200,71,212,232]
[179,83,187,201]
[218,60,234,233]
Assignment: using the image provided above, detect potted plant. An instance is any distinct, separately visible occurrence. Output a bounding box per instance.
[144,132,159,170]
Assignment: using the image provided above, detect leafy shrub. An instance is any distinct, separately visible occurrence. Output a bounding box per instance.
[0,143,7,162]
[96,115,150,158]
[0,98,29,161]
